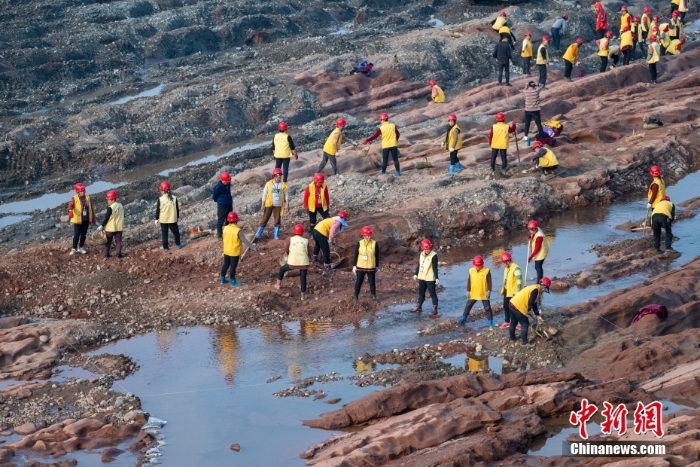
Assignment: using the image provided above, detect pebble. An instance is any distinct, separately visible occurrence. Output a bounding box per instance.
[39,335,49,343]
[230,443,241,452]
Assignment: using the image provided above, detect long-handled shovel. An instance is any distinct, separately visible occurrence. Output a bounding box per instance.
[513,128,521,165]
[523,239,531,286]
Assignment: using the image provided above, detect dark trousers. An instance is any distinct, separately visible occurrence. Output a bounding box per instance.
[462,299,493,320]
[104,231,122,257]
[381,147,400,174]
[72,223,89,249]
[318,152,338,175]
[417,280,438,306]
[599,56,608,73]
[161,223,181,249]
[449,150,460,165]
[564,59,573,79]
[221,255,240,280]
[522,57,531,75]
[274,157,291,182]
[537,64,547,86]
[503,296,513,323]
[671,3,678,12]
[509,305,530,343]
[278,265,307,292]
[354,271,376,296]
[652,214,673,250]
[312,230,331,265]
[216,204,233,239]
[490,149,508,170]
[498,63,510,84]
[308,209,329,229]
[551,27,561,50]
[622,48,632,66]
[524,111,544,138]
[534,259,544,282]
[260,206,282,227]
[610,54,620,66]
[596,29,606,39]
[649,63,658,82]
[680,11,686,22]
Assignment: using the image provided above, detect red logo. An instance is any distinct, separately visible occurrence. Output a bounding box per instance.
[570,400,665,439]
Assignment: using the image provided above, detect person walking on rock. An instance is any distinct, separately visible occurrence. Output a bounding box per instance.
[457,256,494,329]
[522,81,545,141]
[563,38,583,81]
[647,165,666,208]
[98,190,124,259]
[531,141,559,174]
[598,31,613,72]
[276,224,310,300]
[647,34,661,83]
[666,37,685,55]
[68,182,96,255]
[257,168,288,240]
[442,114,463,174]
[362,113,401,176]
[319,118,355,176]
[551,13,569,51]
[411,238,439,318]
[536,36,550,86]
[652,195,675,254]
[508,277,551,347]
[212,171,233,240]
[155,181,184,251]
[220,212,258,287]
[521,31,533,75]
[620,26,634,65]
[670,11,682,40]
[428,79,445,103]
[620,6,631,33]
[492,11,508,32]
[489,112,516,172]
[595,3,608,39]
[303,173,330,230]
[272,122,298,183]
[353,226,379,302]
[493,36,513,86]
[499,251,523,329]
[527,220,549,283]
[640,7,651,55]
[313,210,348,271]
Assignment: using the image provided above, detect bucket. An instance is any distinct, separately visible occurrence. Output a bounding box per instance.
[90,230,107,245]
[414,157,432,170]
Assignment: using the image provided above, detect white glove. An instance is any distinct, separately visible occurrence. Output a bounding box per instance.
[413,275,418,281]
[252,246,259,252]
[537,315,545,324]
[449,147,455,152]
[97,226,103,232]
[352,266,357,274]
[154,220,159,226]
[435,279,440,285]
[646,203,652,209]
[440,142,445,148]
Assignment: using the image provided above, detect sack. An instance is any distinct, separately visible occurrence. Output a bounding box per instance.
[544,119,562,130]
[644,115,663,126]
[543,126,556,138]
[536,136,557,147]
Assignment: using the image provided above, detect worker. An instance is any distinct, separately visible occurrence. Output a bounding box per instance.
[489,112,516,172]
[276,224,310,300]
[220,211,258,287]
[527,220,549,282]
[678,0,688,22]
[442,114,463,174]
[492,11,508,32]
[620,5,631,33]
[563,37,583,81]
[493,36,513,86]
[647,165,666,208]
[67,182,96,255]
[609,43,621,68]
[650,15,660,35]
[350,60,374,76]
[212,171,233,240]
[598,31,613,72]
[595,3,608,39]
[428,79,445,103]
[362,113,402,176]
[647,34,661,83]
[303,173,330,230]
[457,256,494,329]
[530,141,559,174]
[671,0,680,13]
[508,277,551,347]
[256,168,289,240]
[272,122,298,183]
[522,81,545,141]
[97,190,124,258]
[499,251,523,329]
[651,195,675,254]
[498,24,517,51]
[631,17,641,56]
[154,181,184,251]
[667,37,685,55]
[521,31,533,75]
[670,11,682,40]
[319,118,355,176]
[536,36,550,86]
[620,26,634,65]
[659,24,671,54]
[551,13,569,51]
[313,210,348,271]
[640,7,652,56]
[411,238,439,318]
[353,226,380,302]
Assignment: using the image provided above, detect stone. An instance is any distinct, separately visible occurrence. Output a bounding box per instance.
[39,334,49,343]
[13,422,38,435]
[229,443,241,452]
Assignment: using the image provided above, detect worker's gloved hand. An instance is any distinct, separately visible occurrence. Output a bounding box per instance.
[253,245,259,252]
[646,203,652,209]
[97,226,103,232]
[352,266,357,274]
[537,315,545,324]
[449,147,455,152]
[527,257,532,263]
[294,153,299,161]
[440,142,445,148]
[413,275,418,281]
[435,279,440,285]
[362,139,369,145]
[154,220,159,226]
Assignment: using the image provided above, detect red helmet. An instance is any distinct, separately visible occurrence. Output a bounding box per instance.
[652,26,659,32]
[605,31,613,38]
[500,11,507,17]
[542,35,550,41]
[661,195,670,201]
[622,26,630,32]
[338,210,348,220]
[562,13,569,20]
[633,16,640,22]
[278,122,288,131]
[680,37,686,44]
[220,171,231,183]
[532,141,543,149]
[672,10,680,17]
[428,79,436,86]
[74,182,86,193]
[159,181,171,191]
[293,224,304,235]
[420,238,433,251]
[650,165,661,177]
[495,112,506,122]
[540,277,552,289]
[649,34,657,41]
[643,6,651,14]
[620,5,627,11]
[105,190,118,200]
[336,118,346,128]
[576,37,584,44]
[379,112,389,121]
[448,114,457,121]
[360,226,373,237]
[272,168,283,176]
[527,220,539,230]
[472,255,484,267]
[227,211,239,223]
[653,15,660,21]
[500,251,512,262]
[313,173,325,184]
[525,31,532,37]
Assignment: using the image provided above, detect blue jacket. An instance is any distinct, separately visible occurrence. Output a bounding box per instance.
[212,181,233,206]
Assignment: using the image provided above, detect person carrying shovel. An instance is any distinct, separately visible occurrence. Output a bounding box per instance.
[508,277,551,347]
[644,165,665,228]
[220,212,258,287]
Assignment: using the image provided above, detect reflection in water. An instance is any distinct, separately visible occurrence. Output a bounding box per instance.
[466,352,490,373]
[261,323,293,345]
[155,328,179,359]
[502,358,529,374]
[353,359,375,373]
[211,327,240,384]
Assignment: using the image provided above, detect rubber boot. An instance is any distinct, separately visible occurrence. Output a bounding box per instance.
[396,170,402,176]
[488,319,494,329]
[353,295,358,302]
[230,279,240,287]
[273,226,280,240]
[410,304,422,313]
[429,305,440,318]
[219,275,226,284]
[457,315,467,324]
[448,164,455,174]
[275,279,281,289]
[456,162,463,172]
[255,226,265,239]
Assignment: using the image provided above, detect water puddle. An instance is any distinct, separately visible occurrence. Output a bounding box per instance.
[110,84,164,106]
[684,18,700,33]
[51,365,100,383]
[428,18,445,28]
[154,141,268,177]
[331,27,350,36]
[0,214,30,229]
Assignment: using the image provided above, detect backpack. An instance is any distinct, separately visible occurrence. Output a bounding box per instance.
[644,115,663,126]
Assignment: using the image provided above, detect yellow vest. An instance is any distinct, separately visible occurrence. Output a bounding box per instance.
[70,194,93,225]
[648,178,665,206]
[536,44,549,65]
[431,85,445,103]
[501,262,521,297]
[563,43,579,63]
[356,240,377,269]
[417,251,437,281]
[670,18,681,37]
[621,30,634,49]
[323,128,343,156]
[652,200,674,218]
[263,180,287,215]
[641,14,650,32]
[447,125,462,150]
[510,284,542,315]
[667,39,681,55]
[379,121,398,148]
[307,182,328,212]
[650,20,658,32]
[314,217,335,236]
[521,38,532,58]
[491,122,510,150]
[660,24,671,48]
[498,25,511,35]
[631,22,640,36]
[672,0,680,5]
[222,223,242,257]
[159,194,177,224]
[273,132,293,158]
[288,235,310,266]
[598,38,610,56]
[468,267,490,301]
[492,16,507,31]
[620,12,630,32]
[538,149,559,168]
[679,0,687,13]
[105,202,124,232]
[529,228,549,261]
[648,42,661,63]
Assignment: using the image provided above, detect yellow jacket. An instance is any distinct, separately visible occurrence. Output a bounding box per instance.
[563,43,579,63]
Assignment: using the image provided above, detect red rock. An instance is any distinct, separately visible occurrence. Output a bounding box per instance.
[101,447,123,462]
[13,422,38,435]
[0,447,15,463]
[62,419,104,438]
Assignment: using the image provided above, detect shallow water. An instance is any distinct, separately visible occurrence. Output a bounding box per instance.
[110,84,164,106]
[0,181,125,216]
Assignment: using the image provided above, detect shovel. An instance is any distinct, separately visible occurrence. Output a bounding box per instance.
[529,311,558,340]
[523,239,531,286]
[513,128,521,165]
